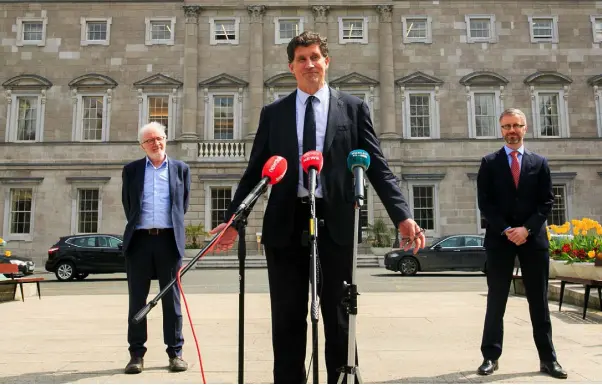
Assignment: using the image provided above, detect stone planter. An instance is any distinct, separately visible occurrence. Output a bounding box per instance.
[571,263,602,281]
[551,260,578,278]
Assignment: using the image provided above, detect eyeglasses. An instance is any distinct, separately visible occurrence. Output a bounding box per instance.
[501,124,525,130]
[141,136,166,145]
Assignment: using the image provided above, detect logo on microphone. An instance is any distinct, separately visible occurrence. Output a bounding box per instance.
[301,150,324,173]
[262,155,288,185]
[269,156,283,173]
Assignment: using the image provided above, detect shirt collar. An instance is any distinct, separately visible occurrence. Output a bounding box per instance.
[145,155,168,169]
[504,145,524,156]
[297,84,329,106]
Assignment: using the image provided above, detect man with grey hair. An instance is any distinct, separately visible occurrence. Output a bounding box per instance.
[476,108,567,379]
[121,121,191,374]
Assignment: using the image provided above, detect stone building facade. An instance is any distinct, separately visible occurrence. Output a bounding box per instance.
[1,0,602,265]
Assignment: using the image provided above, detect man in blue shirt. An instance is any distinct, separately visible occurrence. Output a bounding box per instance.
[121,122,191,374]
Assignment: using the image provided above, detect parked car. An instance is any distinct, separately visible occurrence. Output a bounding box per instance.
[384,234,487,276]
[45,234,125,281]
[0,253,35,278]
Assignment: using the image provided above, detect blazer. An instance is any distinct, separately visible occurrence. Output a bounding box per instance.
[121,157,191,257]
[477,147,554,250]
[225,87,412,247]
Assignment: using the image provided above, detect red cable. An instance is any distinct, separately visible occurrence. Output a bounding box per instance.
[175,215,236,384]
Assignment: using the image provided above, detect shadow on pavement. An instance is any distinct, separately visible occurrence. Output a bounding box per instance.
[0,366,167,384]
[381,370,551,383]
[372,273,485,278]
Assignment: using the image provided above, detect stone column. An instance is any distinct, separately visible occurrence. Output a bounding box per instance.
[180,5,202,139]
[311,6,330,38]
[376,5,398,138]
[246,5,267,139]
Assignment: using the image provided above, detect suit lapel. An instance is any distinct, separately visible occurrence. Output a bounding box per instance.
[323,87,342,158]
[284,91,300,180]
[168,156,176,205]
[495,148,515,189]
[137,158,146,204]
[518,149,532,189]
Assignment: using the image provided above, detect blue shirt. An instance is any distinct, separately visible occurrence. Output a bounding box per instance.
[296,85,329,198]
[504,145,524,171]
[136,156,173,229]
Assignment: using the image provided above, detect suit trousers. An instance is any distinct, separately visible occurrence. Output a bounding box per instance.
[126,229,184,359]
[264,199,357,384]
[481,247,556,362]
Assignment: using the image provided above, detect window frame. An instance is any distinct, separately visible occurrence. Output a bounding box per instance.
[407,182,440,238]
[138,91,176,141]
[528,16,559,43]
[205,183,236,232]
[205,92,241,140]
[5,92,45,142]
[401,16,432,44]
[3,187,35,242]
[594,84,602,137]
[467,89,503,139]
[72,187,102,234]
[530,89,569,138]
[274,17,304,45]
[80,17,112,46]
[145,17,176,46]
[591,15,602,43]
[16,16,47,47]
[548,184,569,226]
[465,14,496,43]
[73,93,109,142]
[338,17,369,45]
[402,90,440,139]
[209,17,240,45]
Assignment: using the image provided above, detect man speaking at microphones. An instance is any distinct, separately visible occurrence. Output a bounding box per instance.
[210,31,425,384]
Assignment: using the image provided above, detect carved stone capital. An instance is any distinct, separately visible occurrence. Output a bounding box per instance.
[376,5,393,23]
[183,5,202,24]
[247,5,266,23]
[312,5,330,22]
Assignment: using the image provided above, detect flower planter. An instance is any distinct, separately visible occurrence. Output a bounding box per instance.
[551,260,578,278]
[571,263,602,281]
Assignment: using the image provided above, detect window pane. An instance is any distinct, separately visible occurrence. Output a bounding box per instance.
[23,22,43,41]
[148,96,170,137]
[412,186,434,230]
[538,93,559,137]
[108,237,121,248]
[406,19,427,38]
[82,96,104,140]
[359,185,369,230]
[279,20,300,40]
[342,19,364,40]
[78,189,99,233]
[16,96,37,141]
[470,19,490,38]
[474,93,496,137]
[10,188,32,234]
[439,236,464,247]
[595,19,602,41]
[409,94,431,137]
[215,21,236,41]
[211,187,232,229]
[213,96,234,140]
[532,19,553,38]
[87,22,107,41]
[547,185,567,226]
[151,21,171,41]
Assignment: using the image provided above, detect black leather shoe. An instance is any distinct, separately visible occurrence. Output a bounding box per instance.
[124,357,144,374]
[540,361,568,379]
[169,356,188,372]
[477,359,499,375]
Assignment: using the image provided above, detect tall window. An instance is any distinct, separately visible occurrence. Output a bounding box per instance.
[474,93,497,137]
[77,189,99,233]
[82,96,104,141]
[148,96,170,137]
[9,188,32,234]
[211,187,232,229]
[16,96,38,141]
[412,186,434,230]
[538,93,560,137]
[548,185,567,226]
[409,94,431,138]
[213,96,234,140]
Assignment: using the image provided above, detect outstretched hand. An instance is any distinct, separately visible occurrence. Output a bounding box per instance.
[208,223,238,252]
[398,219,426,254]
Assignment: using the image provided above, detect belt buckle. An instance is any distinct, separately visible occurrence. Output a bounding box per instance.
[149,228,159,235]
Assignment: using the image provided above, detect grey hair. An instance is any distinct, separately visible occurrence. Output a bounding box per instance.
[138,122,167,143]
[499,108,527,123]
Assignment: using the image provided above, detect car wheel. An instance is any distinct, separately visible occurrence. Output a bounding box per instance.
[55,261,76,281]
[399,256,419,276]
[75,273,89,280]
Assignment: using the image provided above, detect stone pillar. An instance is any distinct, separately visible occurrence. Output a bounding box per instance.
[181,5,202,140]
[376,5,398,138]
[311,6,330,38]
[246,5,267,139]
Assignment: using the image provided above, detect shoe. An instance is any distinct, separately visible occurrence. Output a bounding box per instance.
[540,361,568,379]
[169,356,188,372]
[124,357,144,374]
[477,359,499,375]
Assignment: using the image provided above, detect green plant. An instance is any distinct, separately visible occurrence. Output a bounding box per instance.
[366,219,396,248]
[185,222,208,249]
[548,218,602,263]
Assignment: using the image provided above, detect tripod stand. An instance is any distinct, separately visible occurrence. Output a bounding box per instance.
[337,199,363,384]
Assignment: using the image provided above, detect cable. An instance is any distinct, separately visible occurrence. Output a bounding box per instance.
[175,214,236,384]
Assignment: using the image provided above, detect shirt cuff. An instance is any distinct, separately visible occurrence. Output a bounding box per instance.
[501,226,511,235]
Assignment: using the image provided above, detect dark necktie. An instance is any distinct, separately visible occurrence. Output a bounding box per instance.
[303,95,316,190]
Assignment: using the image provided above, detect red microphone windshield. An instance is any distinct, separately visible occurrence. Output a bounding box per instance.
[261,155,288,185]
[301,151,324,173]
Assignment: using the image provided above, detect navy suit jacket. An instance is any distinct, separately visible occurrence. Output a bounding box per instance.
[225,88,412,247]
[121,157,191,257]
[477,147,554,250]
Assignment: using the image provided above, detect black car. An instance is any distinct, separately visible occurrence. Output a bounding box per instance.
[45,234,124,281]
[0,254,35,278]
[384,234,487,276]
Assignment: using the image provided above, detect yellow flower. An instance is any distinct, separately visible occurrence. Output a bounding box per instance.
[4,250,11,257]
[582,230,588,235]
[588,250,596,258]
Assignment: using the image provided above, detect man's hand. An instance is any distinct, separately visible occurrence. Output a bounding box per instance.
[208,223,238,252]
[398,218,426,254]
[505,226,528,246]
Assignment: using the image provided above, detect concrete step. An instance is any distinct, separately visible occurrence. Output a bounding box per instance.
[184,254,380,269]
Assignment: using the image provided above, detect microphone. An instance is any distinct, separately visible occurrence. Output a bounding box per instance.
[233,155,287,216]
[347,149,371,207]
[301,150,324,196]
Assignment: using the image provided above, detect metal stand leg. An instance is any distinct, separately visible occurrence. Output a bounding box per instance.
[559,281,566,311]
[583,285,590,320]
[237,219,247,384]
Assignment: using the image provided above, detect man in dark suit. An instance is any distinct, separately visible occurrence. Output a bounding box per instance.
[121,122,191,374]
[476,108,567,379]
[210,31,425,383]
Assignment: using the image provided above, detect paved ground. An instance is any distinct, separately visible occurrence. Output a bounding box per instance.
[2,289,601,383]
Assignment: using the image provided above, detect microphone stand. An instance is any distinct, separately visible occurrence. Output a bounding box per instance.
[337,190,363,384]
[306,168,320,384]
